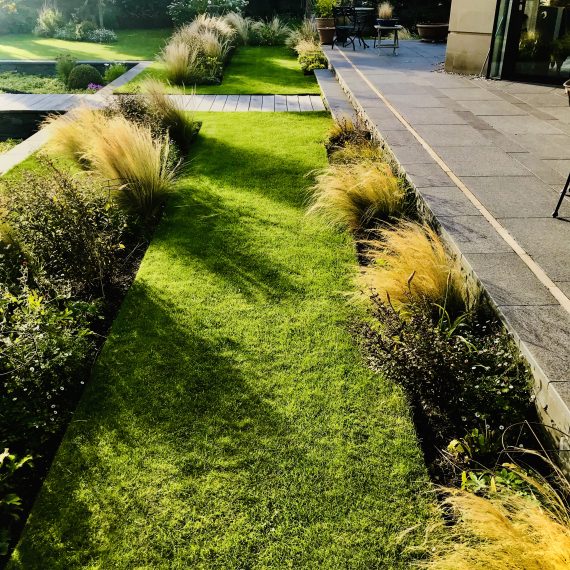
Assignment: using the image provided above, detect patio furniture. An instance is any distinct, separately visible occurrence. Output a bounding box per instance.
[552,173,570,218]
[332,6,369,51]
[374,24,403,55]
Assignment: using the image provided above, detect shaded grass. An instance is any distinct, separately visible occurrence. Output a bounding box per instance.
[0,29,171,61]
[9,112,436,569]
[118,46,320,94]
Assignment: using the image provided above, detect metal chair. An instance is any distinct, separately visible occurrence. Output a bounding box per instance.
[552,173,570,218]
[332,7,369,50]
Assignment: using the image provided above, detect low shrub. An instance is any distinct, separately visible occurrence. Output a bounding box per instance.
[250,17,290,46]
[33,4,63,37]
[425,489,570,569]
[53,23,81,41]
[66,64,103,90]
[103,62,127,84]
[298,48,328,74]
[86,28,118,43]
[325,118,372,154]
[4,166,134,299]
[362,297,531,443]
[362,222,466,314]
[55,53,77,84]
[309,160,405,231]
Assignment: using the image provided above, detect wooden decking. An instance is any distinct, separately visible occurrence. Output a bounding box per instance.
[0,93,326,113]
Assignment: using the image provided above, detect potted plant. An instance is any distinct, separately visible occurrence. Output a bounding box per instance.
[315,0,336,45]
[417,0,450,42]
[377,2,398,27]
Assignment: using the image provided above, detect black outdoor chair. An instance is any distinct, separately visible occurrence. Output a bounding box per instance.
[332,6,369,50]
[552,173,570,218]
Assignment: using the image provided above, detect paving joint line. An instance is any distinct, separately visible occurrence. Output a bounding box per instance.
[336,46,570,316]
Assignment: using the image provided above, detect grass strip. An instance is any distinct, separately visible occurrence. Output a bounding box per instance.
[0,29,171,61]
[118,46,320,95]
[10,112,436,569]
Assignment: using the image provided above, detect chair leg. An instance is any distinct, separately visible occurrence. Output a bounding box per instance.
[553,173,570,218]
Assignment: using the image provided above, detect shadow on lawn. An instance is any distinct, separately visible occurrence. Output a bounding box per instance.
[11,280,304,568]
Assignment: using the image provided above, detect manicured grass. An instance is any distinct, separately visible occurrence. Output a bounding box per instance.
[9,113,436,568]
[0,29,171,60]
[118,46,320,94]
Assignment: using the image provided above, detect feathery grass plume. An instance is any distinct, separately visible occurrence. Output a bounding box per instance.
[140,78,198,151]
[41,106,104,163]
[309,161,404,231]
[424,489,570,570]
[326,117,371,152]
[286,19,318,50]
[251,16,290,46]
[329,141,384,164]
[85,116,178,221]
[362,221,465,312]
[160,40,192,85]
[223,11,252,45]
[199,29,231,60]
[293,38,321,55]
[186,14,235,41]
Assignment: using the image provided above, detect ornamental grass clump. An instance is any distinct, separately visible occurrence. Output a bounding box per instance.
[161,40,193,85]
[425,489,570,570]
[85,116,178,221]
[251,17,290,46]
[362,221,465,313]
[286,19,318,50]
[309,161,404,231]
[185,13,235,42]
[223,11,252,45]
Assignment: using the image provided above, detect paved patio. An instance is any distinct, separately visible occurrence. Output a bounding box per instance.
[324,40,570,446]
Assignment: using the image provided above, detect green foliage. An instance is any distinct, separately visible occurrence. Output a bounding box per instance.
[167,0,248,26]
[86,28,118,43]
[298,48,328,73]
[362,298,532,444]
[314,0,337,18]
[4,166,134,299]
[250,16,290,46]
[55,53,77,84]
[66,63,103,89]
[103,62,127,83]
[33,4,63,37]
[0,139,20,154]
[0,71,67,94]
[0,449,32,556]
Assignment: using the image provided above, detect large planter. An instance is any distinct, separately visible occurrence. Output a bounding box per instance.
[417,23,449,43]
[318,27,335,45]
[316,17,334,29]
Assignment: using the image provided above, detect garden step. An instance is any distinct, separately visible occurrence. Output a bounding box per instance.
[314,68,356,122]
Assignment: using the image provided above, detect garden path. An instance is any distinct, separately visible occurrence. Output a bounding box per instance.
[324,41,570,453]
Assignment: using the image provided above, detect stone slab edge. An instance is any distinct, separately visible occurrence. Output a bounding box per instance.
[326,54,570,461]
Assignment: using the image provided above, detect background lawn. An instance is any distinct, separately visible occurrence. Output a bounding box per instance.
[118,46,320,94]
[9,112,436,569]
[0,29,170,60]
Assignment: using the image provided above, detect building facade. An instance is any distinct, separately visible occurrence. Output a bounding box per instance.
[445,0,570,84]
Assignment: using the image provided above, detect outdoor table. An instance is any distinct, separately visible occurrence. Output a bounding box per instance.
[374,24,402,55]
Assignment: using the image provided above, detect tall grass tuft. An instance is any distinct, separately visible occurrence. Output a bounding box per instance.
[198,29,231,60]
[223,11,252,45]
[309,161,404,231]
[329,141,384,164]
[286,19,318,50]
[362,221,465,312]
[186,13,235,42]
[425,489,570,570]
[160,40,192,85]
[140,78,198,151]
[251,17,290,46]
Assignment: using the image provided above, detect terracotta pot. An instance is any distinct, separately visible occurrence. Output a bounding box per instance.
[316,17,334,29]
[564,79,570,107]
[318,27,335,45]
[417,23,449,43]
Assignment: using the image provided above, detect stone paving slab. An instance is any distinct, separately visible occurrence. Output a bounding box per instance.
[324,40,570,447]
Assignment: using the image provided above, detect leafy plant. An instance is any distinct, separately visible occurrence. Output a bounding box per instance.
[55,53,77,84]
[103,62,128,84]
[362,222,466,315]
[298,48,328,74]
[4,165,134,299]
[314,0,337,18]
[0,449,32,556]
[33,3,63,37]
[86,28,118,43]
[362,297,532,443]
[66,64,103,90]
[309,160,405,231]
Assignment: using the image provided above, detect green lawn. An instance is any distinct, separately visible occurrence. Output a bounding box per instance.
[9,113,436,569]
[0,29,170,60]
[118,46,320,94]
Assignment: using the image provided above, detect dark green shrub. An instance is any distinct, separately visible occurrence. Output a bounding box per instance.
[362,297,532,444]
[298,50,328,74]
[103,62,127,84]
[4,166,134,299]
[66,63,103,89]
[55,53,77,84]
